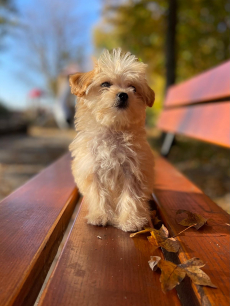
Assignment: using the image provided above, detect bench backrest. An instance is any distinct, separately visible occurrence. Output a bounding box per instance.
[157,61,230,148]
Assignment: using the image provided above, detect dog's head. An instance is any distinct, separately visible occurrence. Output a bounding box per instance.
[69,49,155,130]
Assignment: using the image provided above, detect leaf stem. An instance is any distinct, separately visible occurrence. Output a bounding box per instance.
[172,224,197,238]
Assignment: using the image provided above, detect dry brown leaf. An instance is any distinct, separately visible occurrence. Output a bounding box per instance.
[149,257,217,293]
[147,225,180,253]
[153,216,161,226]
[130,228,154,238]
[179,258,217,288]
[148,256,161,271]
[150,210,161,226]
[158,224,169,239]
[176,209,208,230]
[131,225,180,253]
[160,238,181,253]
[147,235,159,251]
[157,259,186,293]
[172,223,197,238]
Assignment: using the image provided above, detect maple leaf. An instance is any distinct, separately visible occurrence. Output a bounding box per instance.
[147,225,180,253]
[179,258,217,288]
[131,225,180,253]
[157,258,186,293]
[149,257,217,293]
[176,209,208,230]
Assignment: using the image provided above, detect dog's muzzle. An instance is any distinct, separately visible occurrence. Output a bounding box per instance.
[115,92,129,109]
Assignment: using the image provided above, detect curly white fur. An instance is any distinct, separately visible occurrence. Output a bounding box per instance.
[69,49,155,232]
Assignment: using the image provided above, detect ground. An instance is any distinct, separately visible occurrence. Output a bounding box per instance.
[0,126,229,214]
[0,127,75,201]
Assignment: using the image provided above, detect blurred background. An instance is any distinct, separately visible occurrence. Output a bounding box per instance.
[0,0,229,212]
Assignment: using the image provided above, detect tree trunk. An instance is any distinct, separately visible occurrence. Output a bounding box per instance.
[165,0,178,91]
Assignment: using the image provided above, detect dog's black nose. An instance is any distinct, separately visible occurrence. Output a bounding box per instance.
[116,92,128,109]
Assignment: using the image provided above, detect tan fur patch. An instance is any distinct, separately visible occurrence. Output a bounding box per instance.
[69,70,95,97]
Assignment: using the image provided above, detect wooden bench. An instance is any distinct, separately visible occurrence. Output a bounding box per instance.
[158,61,230,155]
[0,63,229,306]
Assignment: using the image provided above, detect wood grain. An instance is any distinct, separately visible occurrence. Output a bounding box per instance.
[157,101,230,148]
[164,61,230,107]
[0,153,79,306]
[153,154,230,306]
[38,199,181,306]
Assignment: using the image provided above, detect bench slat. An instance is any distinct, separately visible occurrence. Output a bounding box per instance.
[157,101,230,148]
[38,199,181,306]
[164,61,230,107]
[153,155,230,306]
[0,153,79,306]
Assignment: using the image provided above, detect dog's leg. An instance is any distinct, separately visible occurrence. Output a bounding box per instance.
[85,175,112,227]
[115,174,150,232]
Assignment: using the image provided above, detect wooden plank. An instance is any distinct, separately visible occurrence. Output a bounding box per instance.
[0,153,79,306]
[153,155,230,306]
[164,61,230,107]
[157,101,230,148]
[38,199,182,306]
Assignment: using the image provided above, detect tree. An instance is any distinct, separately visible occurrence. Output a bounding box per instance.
[176,0,230,82]
[94,0,169,123]
[94,0,230,88]
[95,0,166,77]
[0,0,16,50]
[14,0,85,97]
[165,0,177,89]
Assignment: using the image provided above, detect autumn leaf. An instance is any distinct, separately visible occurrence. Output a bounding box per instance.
[147,225,180,253]
[160,238,181,253]
[179,258,217,288]
[131,225,180,253]
[153,215,161,226]
[149,257,217,293]
[151,210,161,226]
[157,259,186,293]
[130,228,154,238]
[176,209,208,230]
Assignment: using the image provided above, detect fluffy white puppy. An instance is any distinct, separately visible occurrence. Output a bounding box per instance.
[69,48,155,232]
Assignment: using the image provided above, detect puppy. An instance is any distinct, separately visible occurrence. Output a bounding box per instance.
[69,48,155,232]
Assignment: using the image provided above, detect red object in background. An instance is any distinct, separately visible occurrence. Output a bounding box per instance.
[28,89,43,98]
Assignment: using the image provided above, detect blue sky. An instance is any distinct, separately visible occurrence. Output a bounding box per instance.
[0,0,102,110]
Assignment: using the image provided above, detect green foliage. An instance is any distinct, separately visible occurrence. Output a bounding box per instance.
[0,0,15,50]
[94,0,167,124]
[94,0,166,76]
[94,0,230,126]
[177,0,230,81]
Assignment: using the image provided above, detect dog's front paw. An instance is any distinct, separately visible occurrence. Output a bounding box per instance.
[87,213,108,227]
[116,217,148,232]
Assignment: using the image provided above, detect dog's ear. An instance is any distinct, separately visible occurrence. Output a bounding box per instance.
[69,70,94,97]
[143,85,155,107]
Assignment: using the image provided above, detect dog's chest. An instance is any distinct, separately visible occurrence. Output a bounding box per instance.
[91,131,136,163]
[90,131,140,186]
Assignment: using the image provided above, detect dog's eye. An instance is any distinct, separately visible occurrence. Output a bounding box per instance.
[130,86,136,92]
[101,82,111,88]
